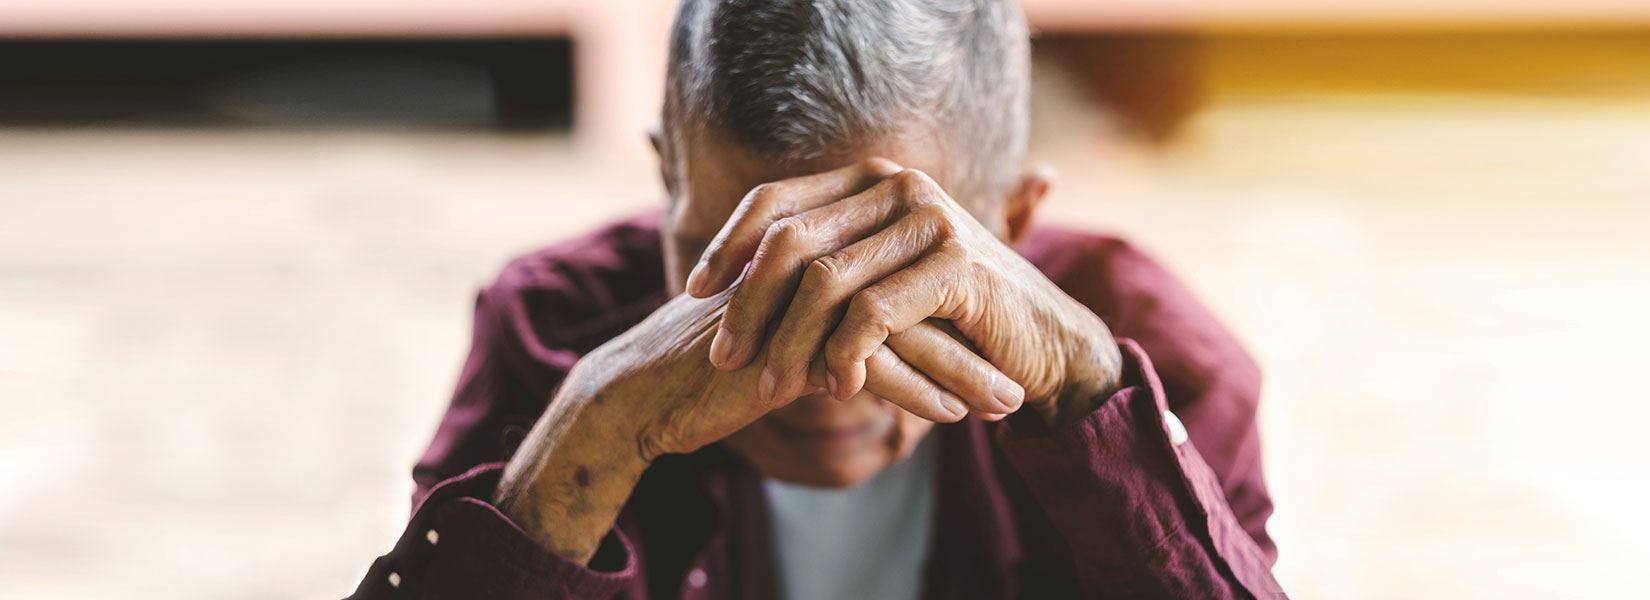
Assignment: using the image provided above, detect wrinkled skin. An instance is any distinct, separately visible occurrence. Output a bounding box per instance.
[590,286,1018,465]
[657,135,1038,487]
[685,159,1122,426]
[496,138,1122,564]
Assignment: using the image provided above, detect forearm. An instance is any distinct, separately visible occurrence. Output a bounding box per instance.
[494,362,650,564]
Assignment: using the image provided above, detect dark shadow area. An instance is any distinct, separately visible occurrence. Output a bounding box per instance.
[0,38,573,130]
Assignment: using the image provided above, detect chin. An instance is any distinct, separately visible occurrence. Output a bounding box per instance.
[723,403,934,488]
[773,460,883,488]
[740,442,893,488]
[724,431,896,488]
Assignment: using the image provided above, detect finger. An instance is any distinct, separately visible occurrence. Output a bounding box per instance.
[686,157,902,297]
[722,171,947,387]
[861,344,969,423]
[805,333,1003,421]
[710,209,895,373]
[761,212,949,402]
[886,320,1022,414]
[711,168,934,375]
[827,246,973,399]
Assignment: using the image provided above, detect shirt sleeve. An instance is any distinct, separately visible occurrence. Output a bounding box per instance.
[347,463,640,600]
[993,339,1286,599]
[1026,229,1276,560]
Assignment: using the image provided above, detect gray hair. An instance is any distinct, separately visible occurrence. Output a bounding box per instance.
[664,0,1029,203]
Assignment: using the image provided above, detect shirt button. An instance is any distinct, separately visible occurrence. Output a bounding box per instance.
[1164,410,1189,446]
[687,568,708,589]
[425,529,440,545]
[387,572,402,588]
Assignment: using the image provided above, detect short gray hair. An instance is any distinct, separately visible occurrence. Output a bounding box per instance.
[664,0,1029,202]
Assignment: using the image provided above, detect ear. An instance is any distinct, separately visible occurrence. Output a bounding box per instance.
[1003,165,1053,245]
[648,125,677,198]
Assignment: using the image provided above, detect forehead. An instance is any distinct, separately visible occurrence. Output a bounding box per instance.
[670,129,958,240]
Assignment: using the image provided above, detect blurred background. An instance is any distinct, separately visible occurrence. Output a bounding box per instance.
[3,1,1648,598]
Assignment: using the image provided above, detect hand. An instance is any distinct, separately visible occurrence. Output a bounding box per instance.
[497,284,1015,563]
[609,289,1023,461]
[687,159,1123,425]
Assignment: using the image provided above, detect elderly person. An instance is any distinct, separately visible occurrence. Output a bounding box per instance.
[351,0,1283,598]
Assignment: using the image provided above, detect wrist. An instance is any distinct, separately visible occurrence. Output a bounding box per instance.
[1043,308,1124,427]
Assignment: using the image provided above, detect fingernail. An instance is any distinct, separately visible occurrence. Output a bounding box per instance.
[685,262,709,296]
[759,368,777,404]
[943,397,969,420]
[991,374,1024,411]
[825,372,840,400]
[709,327,734,368]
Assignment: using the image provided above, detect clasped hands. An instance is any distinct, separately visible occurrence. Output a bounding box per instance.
[613,158,1124,461]
[496,158,1125,563]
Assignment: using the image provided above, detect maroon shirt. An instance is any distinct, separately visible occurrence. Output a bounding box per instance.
[350,213,1285,599]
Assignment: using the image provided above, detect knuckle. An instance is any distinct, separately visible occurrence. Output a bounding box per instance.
[847,289,892,329]
[745,182,780,210]
[862,157,903,178]
[801,255,848,294]
[753,219,809,266]
[890,168,933,199]
[889,169,963,215]
[825,304,891,365]
[766,216,811,249]
[914,203,956,235]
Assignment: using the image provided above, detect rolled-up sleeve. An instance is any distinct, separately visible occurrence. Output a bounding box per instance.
[348,464,638,600]
[994,339,1286,599]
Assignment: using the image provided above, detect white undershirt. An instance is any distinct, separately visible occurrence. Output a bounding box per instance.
[761,436,937,600]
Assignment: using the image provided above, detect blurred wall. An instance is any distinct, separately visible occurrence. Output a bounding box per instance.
[2,2,1648,599]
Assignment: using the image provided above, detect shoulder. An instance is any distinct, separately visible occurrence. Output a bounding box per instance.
[1019,225,1261,408]
[481,211,670,356]
[1020,226,1204,323]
